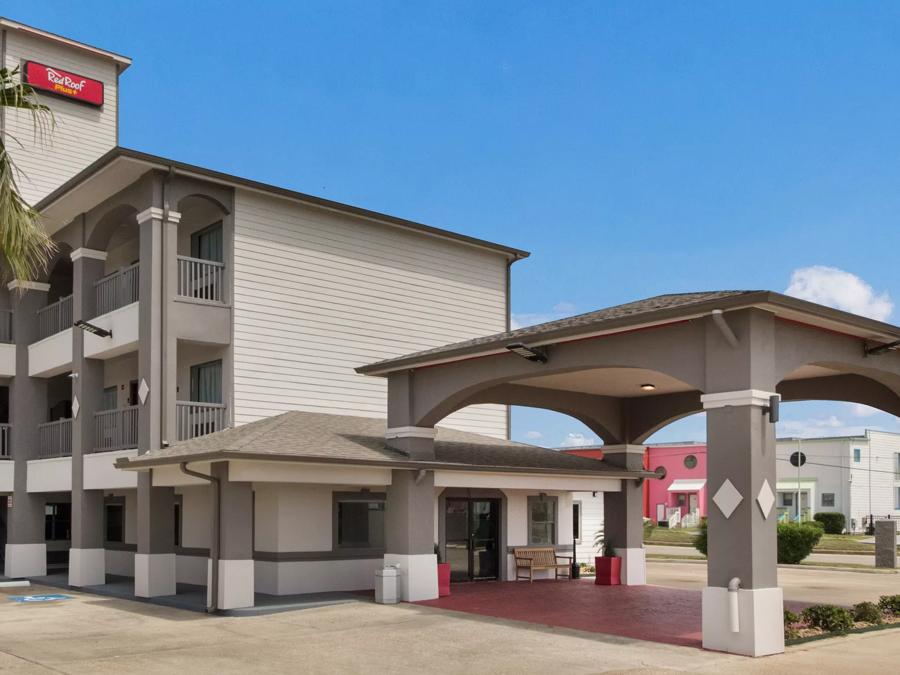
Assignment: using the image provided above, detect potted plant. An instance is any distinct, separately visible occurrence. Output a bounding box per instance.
[435,543,451,596]
[593,532,621,585]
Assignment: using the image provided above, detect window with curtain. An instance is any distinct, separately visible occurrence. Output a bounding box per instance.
[191,222,224,263]
[101,386,118,411]
[190,360,223,403]
[528,496,557,545]
[821,493,835,507]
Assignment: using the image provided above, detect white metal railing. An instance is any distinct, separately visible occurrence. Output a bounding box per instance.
[177,256,225,303]
[94,406,139,452]
[176,401,227,441]
[95,263,140,316]
[36,294,73,341]
[38,418,72,458]
[0,309,12,343]
[0,424,10,458]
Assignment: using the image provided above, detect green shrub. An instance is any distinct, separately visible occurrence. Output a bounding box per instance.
[852,601,883,624]
[693,521,821,563]
[783,609,801,640]
[878,595,900,615]
[802,605,854,634]
[777,522,823,564]
[693,519,708,556]
[813,512,845,534]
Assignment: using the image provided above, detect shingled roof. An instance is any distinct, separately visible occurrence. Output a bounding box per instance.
[357,291,758,374]
[356,289,900,375]
[116,411,649,478]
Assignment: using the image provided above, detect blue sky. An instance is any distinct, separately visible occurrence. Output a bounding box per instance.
[10,1,899,446]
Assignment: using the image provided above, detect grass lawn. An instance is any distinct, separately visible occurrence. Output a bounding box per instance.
[644,529,899,554]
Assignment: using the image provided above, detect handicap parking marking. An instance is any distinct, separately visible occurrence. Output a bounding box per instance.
[8,594,73,603]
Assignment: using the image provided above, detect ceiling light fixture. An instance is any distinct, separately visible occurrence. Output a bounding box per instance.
[505,342,548,364]
[640,383,656,391]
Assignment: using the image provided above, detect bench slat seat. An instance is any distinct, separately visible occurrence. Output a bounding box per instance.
[513,546,573,582]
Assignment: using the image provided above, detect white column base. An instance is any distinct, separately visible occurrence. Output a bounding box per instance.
[68,548,106,587]
[208,559,254,610]
[619,547,646,585]
[383,553,438,601]
[134,553,176,598]
[4,544,46,578]
[702,586,785,657]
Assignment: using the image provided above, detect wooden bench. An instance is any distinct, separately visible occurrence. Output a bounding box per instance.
[513,547,573,582]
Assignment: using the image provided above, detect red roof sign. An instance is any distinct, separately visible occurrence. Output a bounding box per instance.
[23,61,104,107]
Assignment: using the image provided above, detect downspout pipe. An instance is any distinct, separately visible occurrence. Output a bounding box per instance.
[179,462,220,613]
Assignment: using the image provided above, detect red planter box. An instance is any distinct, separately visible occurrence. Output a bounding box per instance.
[437,562,451,596]
[594,556,621,585]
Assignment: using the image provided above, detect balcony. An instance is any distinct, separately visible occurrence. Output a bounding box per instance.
[177,256,225,304]
[94,406,139,452]
[0,310,14,377]
[38,418,72,459]
[36,294,73,341]
[176,401,228,441]
[0,423,10,458]
[95,263,140,317]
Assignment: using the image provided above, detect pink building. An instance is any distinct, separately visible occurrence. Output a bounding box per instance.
[644,443,708,525]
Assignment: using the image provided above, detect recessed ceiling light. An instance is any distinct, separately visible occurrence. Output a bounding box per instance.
[640,383,656,391]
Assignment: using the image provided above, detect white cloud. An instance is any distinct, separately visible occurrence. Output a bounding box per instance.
[524,430,543,440]
[785,266,893,321]
[559,432,597,448]
[777,415,880,439]
[511,301,578,330]
[849,403,880,418]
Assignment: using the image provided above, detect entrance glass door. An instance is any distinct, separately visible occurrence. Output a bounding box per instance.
[444,498,500,582]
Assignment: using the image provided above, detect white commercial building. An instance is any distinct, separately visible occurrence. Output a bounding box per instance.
[775,430,900,532]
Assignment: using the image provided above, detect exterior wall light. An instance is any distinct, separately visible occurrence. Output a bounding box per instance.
[74,319,112,338]
[506,342,548,363]
[640,383,656,391]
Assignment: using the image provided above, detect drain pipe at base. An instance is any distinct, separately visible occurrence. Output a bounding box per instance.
[179,462,220,613]
[728,577,741,633]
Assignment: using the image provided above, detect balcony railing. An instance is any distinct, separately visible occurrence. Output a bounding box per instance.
[0,310,12,343]
[94,406,139,452]
[0,424,10,458]
[177,256,225,303]
[38,418,72,458]
[36,294,73,341]
[95,263,140,317]
[176,401,227,441]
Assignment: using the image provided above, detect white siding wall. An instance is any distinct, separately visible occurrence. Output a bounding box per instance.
[232,189,509,437]
[3,30,119,206]
[865,431,900,523]
[573,491,604,564]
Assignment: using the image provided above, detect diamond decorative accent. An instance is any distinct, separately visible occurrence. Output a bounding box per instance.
[757,479,775,519]
[713,479,743,519]
[138,378,150,405]
[71,395,80,420]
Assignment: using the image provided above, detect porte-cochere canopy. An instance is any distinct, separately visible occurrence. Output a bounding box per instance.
[359,289,900,658]
[358,290,900,443]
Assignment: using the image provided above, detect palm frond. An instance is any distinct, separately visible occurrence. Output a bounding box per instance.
[0,66,57,283]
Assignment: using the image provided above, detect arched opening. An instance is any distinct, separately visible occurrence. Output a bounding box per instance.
[37,245,74,340]
[176,195,229,303]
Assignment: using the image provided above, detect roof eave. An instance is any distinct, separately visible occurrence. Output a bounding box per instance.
[0,17,132,69]
[36,147,530,261]
[115,450,652,480]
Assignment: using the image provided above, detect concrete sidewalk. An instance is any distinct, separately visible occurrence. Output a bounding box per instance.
[1,582,899,673]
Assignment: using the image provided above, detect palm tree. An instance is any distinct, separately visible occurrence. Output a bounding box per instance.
[0,66,56,283]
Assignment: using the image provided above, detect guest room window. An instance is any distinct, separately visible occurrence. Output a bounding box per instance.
[334,492,386,550]
[190,360,223,403]
[528,496,557,545]
[853,447,861,463]
[821,493,835,508]
[191,221,224,263]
